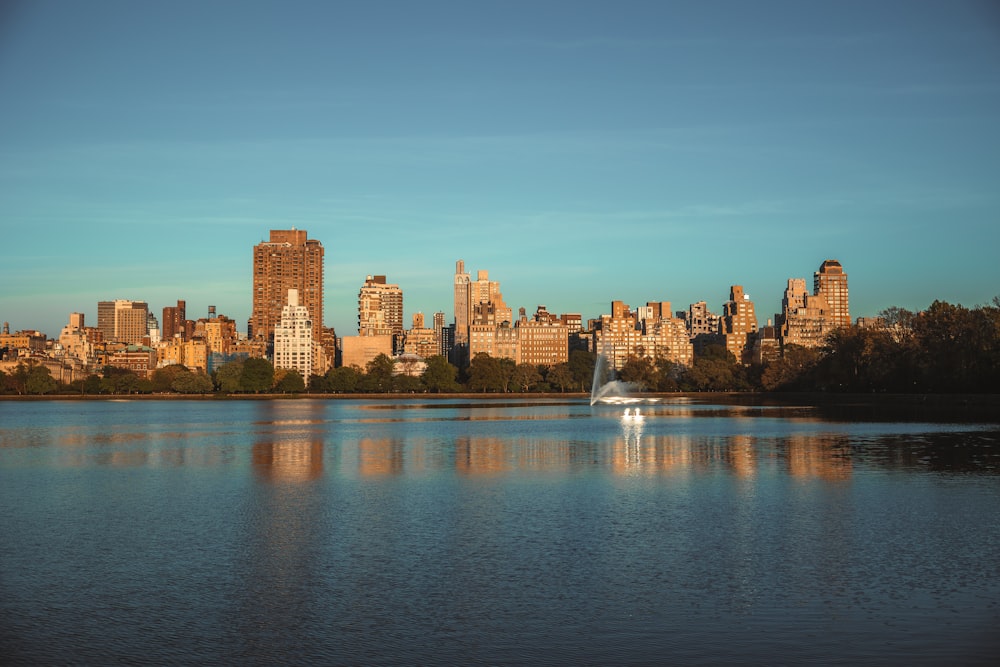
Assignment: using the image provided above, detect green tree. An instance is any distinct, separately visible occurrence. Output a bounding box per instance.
[151,364,190,393]
[274,369,306,393]
[325,366,362,393]
[171,370,214,394]
[654,357,681,392]
[679,345,745,391]
[214,361,244,393]
[82,374,102,395]
[240,358,274,393]
[25,365,58,395]
[512,364,542,392]
[761,345,821,391]
[618,356,656,390]
[362,354,396,392]
[102,370,141,395]
[467,353,513,392]
[545,363,574,392]
[307,373,327,392]
[6,363,30,394]
[394,373,423,393]
[568,350,597,392]
[421,355,460,393]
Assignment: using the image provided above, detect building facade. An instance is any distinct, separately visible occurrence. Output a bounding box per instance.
[97,300,149,345]
[162,300,187,341]
[814,259,850,328]
[272,289,314,385]
[358,275,404,353]
[721,286,758,364]
[249,228,324,343]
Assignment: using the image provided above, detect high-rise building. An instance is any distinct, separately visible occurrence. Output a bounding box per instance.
[814,259,850,328]
[162,300,187,341]
[250,228,324,343]
[453,260,471,347]
[776,278,833,349]
[97,300,149,344]
[272,289,314,385]
[721,286,758,364]
[402,312,439,359]
[358,275,404,352]
[97,301,116,341]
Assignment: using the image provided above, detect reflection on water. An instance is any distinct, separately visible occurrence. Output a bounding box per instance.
[1,398,999,664]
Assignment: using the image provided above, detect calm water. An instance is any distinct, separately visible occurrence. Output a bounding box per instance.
[1,398,998,665]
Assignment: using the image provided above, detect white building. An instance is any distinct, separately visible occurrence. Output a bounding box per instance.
[273,289,314,385]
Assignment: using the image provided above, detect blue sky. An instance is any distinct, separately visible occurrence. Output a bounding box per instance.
[2,0,998,338]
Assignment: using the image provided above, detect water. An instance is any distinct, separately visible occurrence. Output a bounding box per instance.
[1,398,999,665]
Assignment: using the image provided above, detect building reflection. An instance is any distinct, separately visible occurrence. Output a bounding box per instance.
[252,440,324,481]
[726,434,756,478]
[358,437,404,476]
[785,433,852,480]
[454,436,574,475]
[251,401,326,482]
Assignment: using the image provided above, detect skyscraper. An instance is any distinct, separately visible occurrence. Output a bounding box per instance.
[813,259,850,328]
[721,286,758,364]
[250,228,324,343]
[358,274,404,353]
[272,289,314,385]
[162,300,186,341]
[97,299,149,344]
[453,260,470,347]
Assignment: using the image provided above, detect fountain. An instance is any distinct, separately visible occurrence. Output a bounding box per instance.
[590,345,643,406]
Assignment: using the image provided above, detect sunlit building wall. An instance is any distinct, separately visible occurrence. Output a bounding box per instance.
[814,259,850,329]
[273,289,314,385]
[721,286,758,364]
[250,228,324,343]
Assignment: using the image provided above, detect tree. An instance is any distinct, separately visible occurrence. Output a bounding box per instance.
[82,374,102,395]
[214,361,244,393]
[545,363,574,392]
[4,363,31,394]
[467,353,513,392]
[619,356,656,390]
[362,354,396,392]
[512,364,542,393]
[654,358,681,392]
[151,364,190,393]
[422,355,460,393]
[171,370,214,394]
[25,365,58,395]
[760,345,821,391]
[568,350,597,392]
[325,366,362,393]
[679,345,744,392]
[240,358,274,393]
[394,373,423,393]
[274,369,306,393]
[102,370,142,395]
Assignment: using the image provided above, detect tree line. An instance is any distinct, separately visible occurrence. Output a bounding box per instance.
[3,299,997,396]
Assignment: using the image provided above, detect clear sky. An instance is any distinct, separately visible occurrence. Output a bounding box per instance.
[2,0,999,338]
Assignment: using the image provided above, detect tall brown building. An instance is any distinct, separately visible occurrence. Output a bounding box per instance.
[814,259,850,328]
[249,228,324,343]
[162,300,187,341]
[721,286,758,364]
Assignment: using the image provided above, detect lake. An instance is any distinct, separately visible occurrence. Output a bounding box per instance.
[1,397,998,665]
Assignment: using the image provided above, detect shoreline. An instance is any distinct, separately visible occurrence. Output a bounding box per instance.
[3,390,998,412]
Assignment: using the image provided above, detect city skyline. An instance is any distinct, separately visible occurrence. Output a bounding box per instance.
[2,1,999,338]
